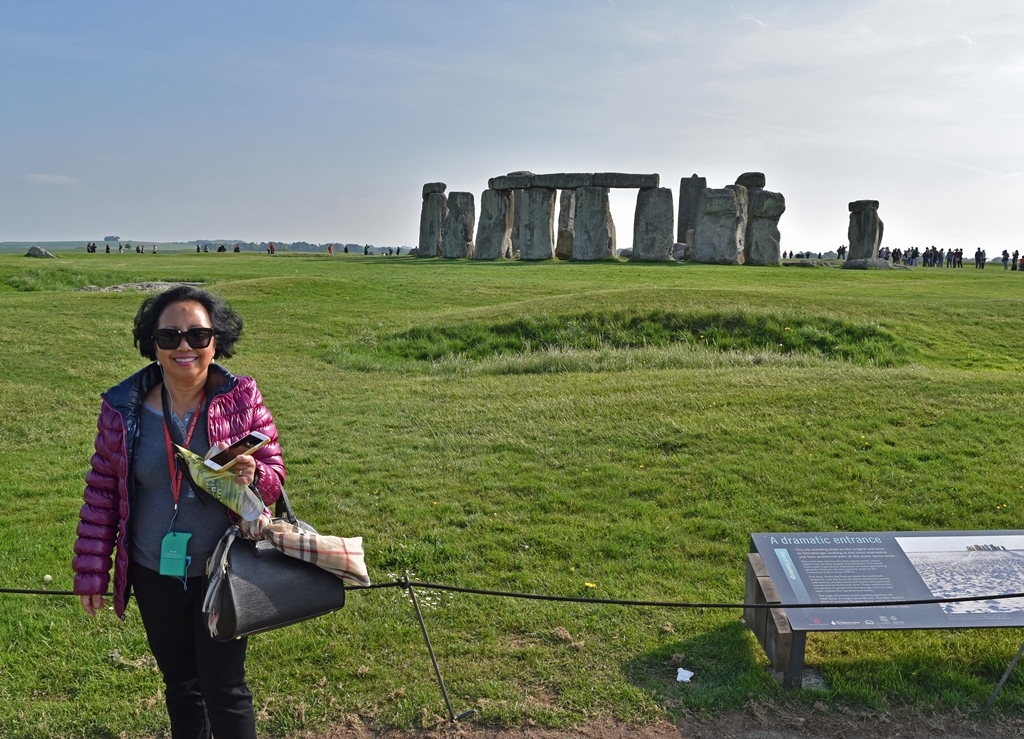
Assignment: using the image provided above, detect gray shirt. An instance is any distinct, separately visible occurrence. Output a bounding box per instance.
[132,403,232,577]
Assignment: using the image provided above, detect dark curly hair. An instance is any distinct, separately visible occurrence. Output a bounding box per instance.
[133,286,243,360]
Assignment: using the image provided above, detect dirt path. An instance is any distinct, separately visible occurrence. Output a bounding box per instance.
[292,703,1024,739]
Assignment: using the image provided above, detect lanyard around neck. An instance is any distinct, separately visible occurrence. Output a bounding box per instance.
[161,386,206,508]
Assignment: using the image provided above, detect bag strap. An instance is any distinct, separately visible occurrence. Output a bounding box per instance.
[274,488,298,524]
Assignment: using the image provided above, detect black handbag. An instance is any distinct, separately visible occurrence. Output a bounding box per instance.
[203,490,346,641]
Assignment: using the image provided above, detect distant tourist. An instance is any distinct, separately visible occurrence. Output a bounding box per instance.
[1002,250,1010,270]
[327,244,334,254]
[119,244,124,254]
[234,244,240,253]
[344,245,349,254]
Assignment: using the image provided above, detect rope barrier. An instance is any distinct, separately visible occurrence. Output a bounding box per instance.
[7,581,1024,610]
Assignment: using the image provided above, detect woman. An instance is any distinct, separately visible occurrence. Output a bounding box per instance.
[73,286,285,738]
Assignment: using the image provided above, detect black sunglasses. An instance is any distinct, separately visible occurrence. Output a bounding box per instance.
[153,328,215,350]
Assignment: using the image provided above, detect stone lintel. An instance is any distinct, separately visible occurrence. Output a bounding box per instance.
[489,174,534,190]
[422,182,447,197]
[849,200,880,212]
[736,172,766,189]
[532,173,594,189]
[593,172,660,188]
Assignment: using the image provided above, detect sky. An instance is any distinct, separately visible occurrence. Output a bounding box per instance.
[2,1,1023,253]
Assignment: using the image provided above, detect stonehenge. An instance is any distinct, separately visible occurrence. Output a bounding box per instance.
[631,187,674,262]
[474,189,513,261]
[443,191,475,259]
[417,183,447,258]
[572,187,616,261]
[847,200,884,260]
[693,186,748,264]
[416,170,797,266]
[555,190,575,260]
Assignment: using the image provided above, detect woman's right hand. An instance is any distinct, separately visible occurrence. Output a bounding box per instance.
[80,593,106,616]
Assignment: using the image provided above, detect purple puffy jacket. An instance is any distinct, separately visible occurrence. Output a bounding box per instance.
[72,362,286,618]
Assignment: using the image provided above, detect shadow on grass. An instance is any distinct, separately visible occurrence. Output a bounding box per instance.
[622,620,779,714]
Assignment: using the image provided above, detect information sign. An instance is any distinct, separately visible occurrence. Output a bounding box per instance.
[751,530,1024,631]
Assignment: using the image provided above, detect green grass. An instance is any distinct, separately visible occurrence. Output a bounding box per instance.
[2,253,1024,736]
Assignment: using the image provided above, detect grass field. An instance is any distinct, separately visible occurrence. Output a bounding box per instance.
[1,251,1023,737]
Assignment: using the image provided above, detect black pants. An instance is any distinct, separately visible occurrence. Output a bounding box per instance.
[132,562,257,738]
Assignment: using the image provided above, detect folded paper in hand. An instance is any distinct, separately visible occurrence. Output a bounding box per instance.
[175,444,264,520]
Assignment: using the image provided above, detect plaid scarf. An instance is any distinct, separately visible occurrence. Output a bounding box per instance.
[261,518,370,587]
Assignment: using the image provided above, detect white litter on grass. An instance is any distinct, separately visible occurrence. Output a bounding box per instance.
[676,668,694,682]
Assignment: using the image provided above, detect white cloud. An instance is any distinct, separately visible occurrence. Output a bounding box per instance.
[25,174,76,186]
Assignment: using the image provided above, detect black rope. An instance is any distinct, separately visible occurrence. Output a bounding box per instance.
[7,581,1024,610]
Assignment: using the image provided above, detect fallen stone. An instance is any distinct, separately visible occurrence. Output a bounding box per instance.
[555,189,576,260]
[782,260,833,268]
[693,186,748,265]
[533,173,594,189]
[519,187,556,260]
[592,172,660,188]
[27,246,57,258]
[572,187,616,261]
[443,191,476,258]
[677,174,706,243]
[745,189,786,266]
[671,243,688,261]
[418,191,447,257]
[631,187,674,261]
[422,182,447,196]
[842,257,894,270]
[474,189,513,260]
[735,172,766,189]
[75,281,204,292]
[618,248,633,259]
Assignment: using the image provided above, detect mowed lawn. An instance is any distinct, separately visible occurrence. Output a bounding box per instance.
[1,252,1023,736]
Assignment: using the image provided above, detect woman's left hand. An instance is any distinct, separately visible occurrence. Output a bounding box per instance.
[232,454,257,487]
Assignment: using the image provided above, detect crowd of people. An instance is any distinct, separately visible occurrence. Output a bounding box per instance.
[782,245,1021,270]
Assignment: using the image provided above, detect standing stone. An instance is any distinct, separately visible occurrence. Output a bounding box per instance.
[572,187,616,261]
[744,190,786,265]
[443,192,475,259]
[555,189,576,260]
[847,200,883,260]
[507,171,534,259]
[474,189,513,260]
[418,188,447,258]
[692,186,748,264]
[519,187,556,260]
[631,187,674,261]
[677,174,706,244]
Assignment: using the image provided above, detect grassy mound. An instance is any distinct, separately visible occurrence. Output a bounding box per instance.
[377,310,910,366]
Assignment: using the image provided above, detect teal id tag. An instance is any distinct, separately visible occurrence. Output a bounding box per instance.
[159,532,192,577]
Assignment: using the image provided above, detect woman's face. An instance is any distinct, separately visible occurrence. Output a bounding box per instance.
[155,300,216,386]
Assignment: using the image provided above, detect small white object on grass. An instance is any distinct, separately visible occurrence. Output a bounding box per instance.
[43,574,52,583]
[676,668,694,682]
